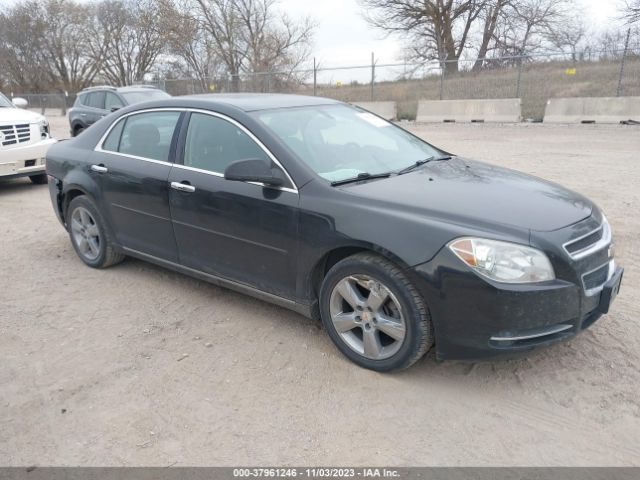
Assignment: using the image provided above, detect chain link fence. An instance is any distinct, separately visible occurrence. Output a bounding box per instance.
[13,48,640,121]
[158,49,640,121]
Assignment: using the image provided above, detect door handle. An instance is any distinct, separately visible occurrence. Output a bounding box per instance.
[90,164,108,173]
[80,113,87,117]
[170,181,196,193]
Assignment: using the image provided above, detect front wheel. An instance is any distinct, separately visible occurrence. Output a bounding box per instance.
[67,195,125,268]
[319,253,434,372]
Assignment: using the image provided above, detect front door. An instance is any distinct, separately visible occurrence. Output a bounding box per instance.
[91,109,182,261]
[168,111,299,299]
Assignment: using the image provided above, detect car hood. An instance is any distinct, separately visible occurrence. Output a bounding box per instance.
[341,157,592,232]
[0,108,44,125]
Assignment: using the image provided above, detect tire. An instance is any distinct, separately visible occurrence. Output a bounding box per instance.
[319,253,434,372]
[29,173,48,185]
[73,125,85,137]
[66,195,125,268]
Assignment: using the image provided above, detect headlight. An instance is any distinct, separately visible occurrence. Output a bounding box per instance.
[448,237,555,283]
[38,118,49,138]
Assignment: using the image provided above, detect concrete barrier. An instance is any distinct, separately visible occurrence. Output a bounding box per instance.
[352,101,397,120]
[416,98,522,123]
[543,97,640,124]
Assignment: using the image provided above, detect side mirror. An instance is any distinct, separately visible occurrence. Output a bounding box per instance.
[224,158,284,187]
[110,106,121,113]
[12,97,28,109]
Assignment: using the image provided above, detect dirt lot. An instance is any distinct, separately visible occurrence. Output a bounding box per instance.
[1,119,639,466]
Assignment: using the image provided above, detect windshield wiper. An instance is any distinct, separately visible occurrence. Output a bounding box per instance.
[330,172,391,186]
[397,155,452,175]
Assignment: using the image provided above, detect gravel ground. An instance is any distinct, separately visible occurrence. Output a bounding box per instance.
[1,118,639,466]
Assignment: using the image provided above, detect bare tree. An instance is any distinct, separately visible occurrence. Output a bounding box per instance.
[360,0,491,73]
[94,0,166,86]
[0,0,108,93]
[0,2,50,92]
[622,0,640,24]
[158,0,224,92]
[492,0,573,57]
[39,0,103,92]
[237,1,315,90]
[473,0,513,70]
[547,16,586,61]
[176,0,314,91]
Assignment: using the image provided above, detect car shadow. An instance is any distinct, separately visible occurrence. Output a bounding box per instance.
[112,255,597,389]
[76,251,604,391]
[0,177,46,193]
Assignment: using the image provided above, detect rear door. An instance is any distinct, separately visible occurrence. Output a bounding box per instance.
[85,92,107,126]
[92,109,183,261]
[168,111,299,298]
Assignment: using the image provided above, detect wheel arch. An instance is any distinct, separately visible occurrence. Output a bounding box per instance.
[61,185,92,223]
[71,121,85,135]
[305,243,412,316]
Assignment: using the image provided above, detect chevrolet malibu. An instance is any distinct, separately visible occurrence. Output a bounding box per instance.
[45,94,623,371]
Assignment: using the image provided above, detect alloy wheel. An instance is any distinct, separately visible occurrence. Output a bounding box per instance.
[70,206,101,261]
[329,274,406,360]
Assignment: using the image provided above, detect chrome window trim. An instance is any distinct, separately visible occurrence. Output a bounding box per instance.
[183,108,298,193]
[93,107,298,194]
[96,150,173,166]
[171,163,297,194]
[562,219,611,261]
[94,108,184,164]
[582,259,615,297]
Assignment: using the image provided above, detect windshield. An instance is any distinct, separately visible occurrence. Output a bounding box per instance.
[0,93,14,108]
[254,104,441,182]
[120,90,170,104]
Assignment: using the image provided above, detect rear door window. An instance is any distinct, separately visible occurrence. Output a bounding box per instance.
[102,119,125,152]
[87,92,105,110]
[114,111,181,162]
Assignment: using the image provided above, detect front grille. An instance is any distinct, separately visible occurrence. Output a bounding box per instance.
[0,124,31,146]
[583,263,610,292]
[565,228,603,254]
[563,219,610,260]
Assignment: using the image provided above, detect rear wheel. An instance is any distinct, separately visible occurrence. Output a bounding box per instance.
[319,253,433,372]
[67,195,125,268]
[73,125,85,137]
[29,173,48,185]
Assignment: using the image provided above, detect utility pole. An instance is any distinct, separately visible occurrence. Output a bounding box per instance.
[370,52,375,101]
[617,28,631,97]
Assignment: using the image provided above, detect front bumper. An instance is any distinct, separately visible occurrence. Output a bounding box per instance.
[411,228,622,361]
[0,138,57,179]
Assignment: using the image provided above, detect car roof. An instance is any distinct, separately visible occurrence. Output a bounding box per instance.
[116,85,164,93]
[79,85,163,94]
[178,93,342,112]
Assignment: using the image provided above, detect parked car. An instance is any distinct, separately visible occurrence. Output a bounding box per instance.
[45,94,623,371]
[68,85,170,137]
[0,92,56,184]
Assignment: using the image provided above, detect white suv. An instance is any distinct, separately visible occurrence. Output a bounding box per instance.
[0,93,57,184]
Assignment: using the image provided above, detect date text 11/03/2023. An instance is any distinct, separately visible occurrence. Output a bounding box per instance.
[232,468,400,478]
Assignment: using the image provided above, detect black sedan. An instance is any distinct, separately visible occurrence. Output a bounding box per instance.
[45,94,623,371]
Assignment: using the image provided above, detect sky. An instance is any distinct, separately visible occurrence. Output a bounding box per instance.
[282,0,623,67]
[0,0,626,73]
